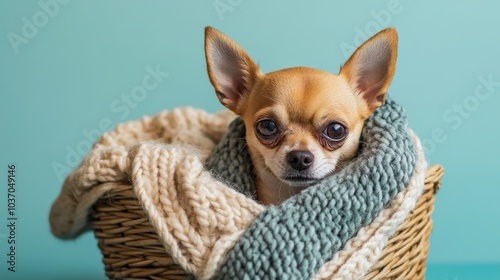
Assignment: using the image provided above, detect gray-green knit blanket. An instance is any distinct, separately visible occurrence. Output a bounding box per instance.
[206,99,417,279]
[50,98,427,280]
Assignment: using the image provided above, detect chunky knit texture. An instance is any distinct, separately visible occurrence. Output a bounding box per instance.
[49,99,426,280]
[207,99,417,279]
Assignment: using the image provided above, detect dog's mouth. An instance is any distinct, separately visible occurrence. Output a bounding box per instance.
[282,176,319,187]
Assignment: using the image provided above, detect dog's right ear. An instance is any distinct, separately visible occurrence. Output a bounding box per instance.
[205,27,261,114]
[340,28,398,115]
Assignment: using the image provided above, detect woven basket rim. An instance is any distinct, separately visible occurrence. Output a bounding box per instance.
[92,165,444,280]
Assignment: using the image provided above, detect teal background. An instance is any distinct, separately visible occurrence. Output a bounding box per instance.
[1,0,499,279]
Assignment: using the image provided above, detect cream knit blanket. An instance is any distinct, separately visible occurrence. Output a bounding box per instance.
[50,106,426,280]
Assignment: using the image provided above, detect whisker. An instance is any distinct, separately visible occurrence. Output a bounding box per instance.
[238,142,248,154]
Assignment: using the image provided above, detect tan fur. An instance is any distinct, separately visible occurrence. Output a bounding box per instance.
[205,27,398,205]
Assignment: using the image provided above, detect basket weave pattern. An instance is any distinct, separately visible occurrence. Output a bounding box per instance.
[92,165,444,280]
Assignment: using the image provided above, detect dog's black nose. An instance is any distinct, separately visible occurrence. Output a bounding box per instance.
[287,150,314,171]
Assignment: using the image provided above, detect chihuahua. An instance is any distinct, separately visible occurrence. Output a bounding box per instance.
[204,27,398,205]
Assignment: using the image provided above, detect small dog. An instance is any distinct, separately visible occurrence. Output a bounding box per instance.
[205,27,398,205]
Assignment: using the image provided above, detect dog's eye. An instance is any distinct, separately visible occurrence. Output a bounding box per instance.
[324,122,348,141]
[256,120,279,138]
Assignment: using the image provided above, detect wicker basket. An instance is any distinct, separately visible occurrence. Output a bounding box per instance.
[92,165,444,280]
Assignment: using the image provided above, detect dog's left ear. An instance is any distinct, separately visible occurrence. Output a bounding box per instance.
[340,28,398,114]
[205,27,262,114]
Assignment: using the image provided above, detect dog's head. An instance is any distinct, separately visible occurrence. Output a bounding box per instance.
[205,27,398,189]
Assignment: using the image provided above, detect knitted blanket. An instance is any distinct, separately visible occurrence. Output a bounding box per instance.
[50,99,427,280]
